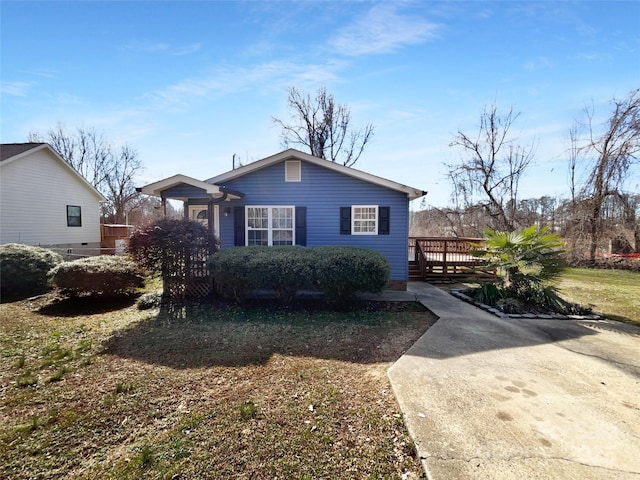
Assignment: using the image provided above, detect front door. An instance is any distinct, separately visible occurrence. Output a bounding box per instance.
[188,205,219,236]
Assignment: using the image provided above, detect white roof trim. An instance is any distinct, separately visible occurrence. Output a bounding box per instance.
[139,174,224,197]
[1,143,106,202]
[206,148,426,200]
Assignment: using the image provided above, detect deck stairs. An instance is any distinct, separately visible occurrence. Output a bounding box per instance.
[408,260,423,281]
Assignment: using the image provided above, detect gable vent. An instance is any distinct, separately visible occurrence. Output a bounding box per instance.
[285,160,301,182]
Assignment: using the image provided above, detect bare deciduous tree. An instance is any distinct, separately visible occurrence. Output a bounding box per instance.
[447,104,536,231]
[28,124,143,224]
[572,89,640,261]
[102,144,143,223]
[273,86,374,167]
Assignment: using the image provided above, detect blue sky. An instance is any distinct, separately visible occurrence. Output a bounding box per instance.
[2,1,639,208]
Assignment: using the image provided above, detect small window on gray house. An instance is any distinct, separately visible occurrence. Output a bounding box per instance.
[67,205,82,227]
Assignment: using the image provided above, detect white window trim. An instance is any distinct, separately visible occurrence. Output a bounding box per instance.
[245,205,296,246]
[189,206,208,223]
[285,160,301,182]
[351,205,378,235]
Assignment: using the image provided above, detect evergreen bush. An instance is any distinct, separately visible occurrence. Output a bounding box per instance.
[246,246,315,304]
[209,247,260,303]
[0,243,63,296]
[313,246,390,304]
[50,255,144,297]
[210,246,315,304]
[210,245,390,305]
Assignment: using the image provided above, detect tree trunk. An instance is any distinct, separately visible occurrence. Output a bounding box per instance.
[588,202,600,264]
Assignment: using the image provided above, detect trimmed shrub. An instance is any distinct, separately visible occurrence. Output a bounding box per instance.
[50,255,144,297]
[210,246,315,304]
[210,245,390,305]
[249,246,315,304]
[0,243,63,296]
[313,246,390,304]
[209,247,260,303]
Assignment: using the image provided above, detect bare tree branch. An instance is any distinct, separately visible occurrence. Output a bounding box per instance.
[273,86,374,167]
[28,124,144,224]
[447,104,536,231]
[572,88,640,261]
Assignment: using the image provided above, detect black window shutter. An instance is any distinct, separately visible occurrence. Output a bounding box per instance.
[295,206,307,246]
[378,206,390,235]
[340,207,351,235]
[234,207,245,246]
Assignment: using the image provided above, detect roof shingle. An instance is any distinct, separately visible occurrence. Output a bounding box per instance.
[0,143,46,162]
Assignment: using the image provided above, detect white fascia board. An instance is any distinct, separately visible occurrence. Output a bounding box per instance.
[139,174,223,197]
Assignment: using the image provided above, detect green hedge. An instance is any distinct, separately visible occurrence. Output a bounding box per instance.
[209,246,390,304]
[209,247,260,303]
[50,255,144,297]
[0,243,63,296]
[313,246,390,303]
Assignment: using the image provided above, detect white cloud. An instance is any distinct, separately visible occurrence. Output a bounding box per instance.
[144,60,345,110]
[1,81,36,97]
[330,4,440,56]
[121,40,170,53]
[26,68,56,79]
[121,40,203,56]
[170,42,205,56]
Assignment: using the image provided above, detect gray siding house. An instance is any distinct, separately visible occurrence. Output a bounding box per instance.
[139,149,426,289]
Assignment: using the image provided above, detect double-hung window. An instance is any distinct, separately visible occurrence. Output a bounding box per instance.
[352,205,378,234]
[340,205,389,235]
[67,205,82,227]
[246,206,294,246]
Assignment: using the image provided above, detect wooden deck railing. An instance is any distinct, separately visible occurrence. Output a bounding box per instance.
[409,236,496,279]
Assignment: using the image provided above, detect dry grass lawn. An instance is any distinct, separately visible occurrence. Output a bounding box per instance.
[557,267,640,325]
[0,293,436,479]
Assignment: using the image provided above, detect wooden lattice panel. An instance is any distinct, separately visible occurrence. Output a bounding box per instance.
[162,242,213,302]
[184,279,212,300]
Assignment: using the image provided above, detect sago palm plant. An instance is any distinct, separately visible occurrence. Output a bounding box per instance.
[472,225,571,312]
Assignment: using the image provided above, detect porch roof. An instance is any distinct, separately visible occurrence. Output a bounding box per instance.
[137,174,243,202]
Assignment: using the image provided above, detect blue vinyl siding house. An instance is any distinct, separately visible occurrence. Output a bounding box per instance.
[139,149,426,290]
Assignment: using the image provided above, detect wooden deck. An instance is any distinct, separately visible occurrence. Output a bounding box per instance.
[408,237,496,281]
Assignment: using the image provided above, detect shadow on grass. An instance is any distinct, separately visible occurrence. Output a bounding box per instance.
[1,288,52,303]
[102,300,437,368]
[37,294,139,316]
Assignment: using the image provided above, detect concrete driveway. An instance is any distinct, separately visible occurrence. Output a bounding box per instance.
[388,282,640,480]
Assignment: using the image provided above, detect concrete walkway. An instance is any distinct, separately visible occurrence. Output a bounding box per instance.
[385,282,640,480]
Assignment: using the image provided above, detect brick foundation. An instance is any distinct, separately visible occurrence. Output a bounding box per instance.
[388,280,407,291]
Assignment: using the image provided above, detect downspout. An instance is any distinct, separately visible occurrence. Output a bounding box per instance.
[207,192,229,236]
